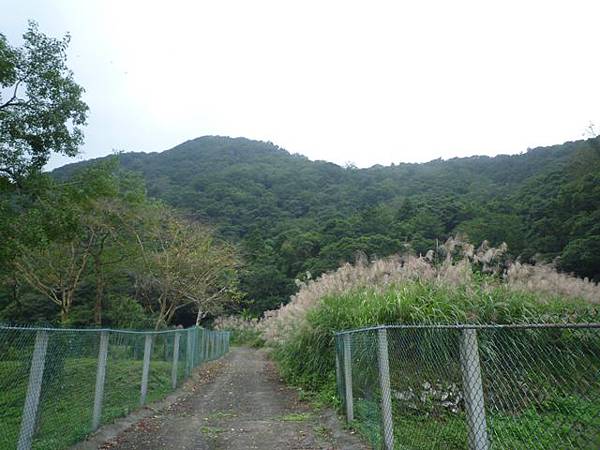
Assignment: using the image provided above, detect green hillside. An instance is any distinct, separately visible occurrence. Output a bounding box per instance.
[54,135,600,313]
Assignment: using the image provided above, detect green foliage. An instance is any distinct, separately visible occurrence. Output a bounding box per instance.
[0,158,241,328]
[0,357,172,450]
[214,316,265,347]
[230,329,265,348]
[0,21,88,183]
[274,281,596,393]
[103,295,155,329]
[272,277,600,448]
[55,135,600,315]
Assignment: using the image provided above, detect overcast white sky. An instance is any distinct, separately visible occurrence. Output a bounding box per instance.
[3,0,600,169]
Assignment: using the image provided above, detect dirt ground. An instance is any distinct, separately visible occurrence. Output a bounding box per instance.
[95,347,367,450]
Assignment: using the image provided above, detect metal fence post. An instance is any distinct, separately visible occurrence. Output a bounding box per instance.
[92,331,109,430]
[194,327,200,367]
[343,333,354,422]
[196,328,201,364]
[215,333,219,357]
[459,329,490,450]
[186,328,193,376]
[208,330,212,358]
[335,342,342,399]
[140,334,153,406]
[377,328,395,450]
[189,328,194,369]
[17,330,49,450]
[171,332,181,389]
[198,328,204,362]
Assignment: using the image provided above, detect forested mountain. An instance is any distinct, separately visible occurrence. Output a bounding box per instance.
[55,136,600,313]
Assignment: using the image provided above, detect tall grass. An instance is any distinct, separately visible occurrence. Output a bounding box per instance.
[261,237,600,392]
[275,282,597,392]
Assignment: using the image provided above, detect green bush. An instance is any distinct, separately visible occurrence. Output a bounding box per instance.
[274,280,596,393]
[214,316,265,348]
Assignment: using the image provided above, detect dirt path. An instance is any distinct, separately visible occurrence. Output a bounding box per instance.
[99,347,366,450]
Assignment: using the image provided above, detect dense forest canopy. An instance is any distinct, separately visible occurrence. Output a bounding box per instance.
[53,135,600,315]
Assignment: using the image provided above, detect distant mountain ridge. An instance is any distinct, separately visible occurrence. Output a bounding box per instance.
[55,135,600,311]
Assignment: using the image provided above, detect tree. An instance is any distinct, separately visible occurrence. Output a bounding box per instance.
[133,206,241,329]
[11,161,147,324]
[0,21,88,183]
[68,160,147,324]
[15,231,95,323]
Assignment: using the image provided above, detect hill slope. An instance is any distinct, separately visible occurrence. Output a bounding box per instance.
[55,135,600,312]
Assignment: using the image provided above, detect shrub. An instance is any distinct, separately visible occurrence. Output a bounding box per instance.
[213,315,265,347]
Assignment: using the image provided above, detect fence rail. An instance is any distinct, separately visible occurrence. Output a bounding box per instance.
[0,325,230,450]
[334,324,600,449]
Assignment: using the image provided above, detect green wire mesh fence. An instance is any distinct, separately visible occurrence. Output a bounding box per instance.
[335,324,600,449]
[0,325,230,450]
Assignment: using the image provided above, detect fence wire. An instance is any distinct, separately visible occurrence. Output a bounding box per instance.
[0,325,230,450]
[335,324,600,449]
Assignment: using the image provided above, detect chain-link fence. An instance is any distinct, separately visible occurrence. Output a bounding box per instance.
[335,324,600,449]
[0,325,230,450]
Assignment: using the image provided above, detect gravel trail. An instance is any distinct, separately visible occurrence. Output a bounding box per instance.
[99,347,367,450]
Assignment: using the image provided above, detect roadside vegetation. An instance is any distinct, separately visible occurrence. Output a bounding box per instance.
[214,315,265,347]
[0,354,173,449]
[260,237,596,389]
[214,237,600,446]
[219,238,600,393]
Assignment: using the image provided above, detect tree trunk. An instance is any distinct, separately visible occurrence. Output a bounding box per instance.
[60,303,69,324]
[155,298,168,330]
[10,271,21,316]
[93,253,105,325]
[196,307,208,326]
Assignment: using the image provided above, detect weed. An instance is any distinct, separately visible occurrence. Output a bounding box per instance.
[200,426,226,438]
[208,411,237,420]
[313,425,332,439]
[279,412,312,422]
